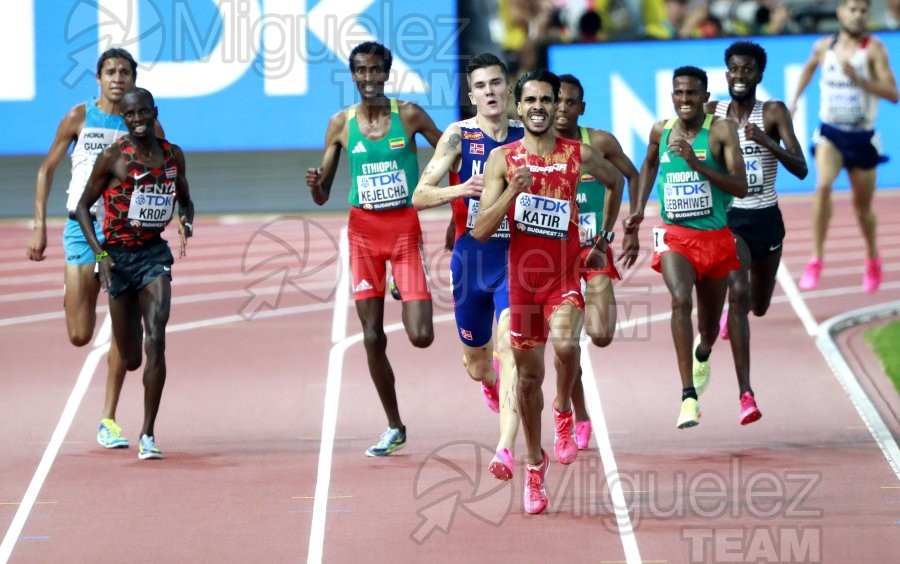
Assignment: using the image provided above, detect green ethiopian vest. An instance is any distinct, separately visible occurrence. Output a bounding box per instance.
[657,114,732,230]
[347,98,419,210]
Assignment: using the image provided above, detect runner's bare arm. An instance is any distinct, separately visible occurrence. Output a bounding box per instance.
[76,145,124,290]
[172,145,195,257]
[593,129,640,214]
[760,100,808,179]
[306,110,346,206]
[627,120,664,228]
[472,149,519,242]
[413,124,482,210]
[581,143,624,233]
[861,37,899,103]
[27,104,84,261]
[789,37,826,114]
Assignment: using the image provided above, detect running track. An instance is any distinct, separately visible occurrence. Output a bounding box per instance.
[2,191,899,563]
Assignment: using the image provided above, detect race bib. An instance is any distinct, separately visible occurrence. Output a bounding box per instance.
[467,199,509,240]
[127,188,175,229]
[744,156,765,195]
[513,193,570,239]
[578,212,596,248]
[663,179,712,221]
[357,168,409,210]
[652,226,669,252]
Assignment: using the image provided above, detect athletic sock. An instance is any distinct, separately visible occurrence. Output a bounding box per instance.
[682,387,698,402]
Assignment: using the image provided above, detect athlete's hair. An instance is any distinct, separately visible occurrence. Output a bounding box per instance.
[514,69,561,104]
[839,0,869,7]
[673,66,708,90]
[349,41,393,74]
[96,48,138,79]
[123,87,155,107]
[558,74,585,101]
[466,52,509,78]
[724,41,767,74]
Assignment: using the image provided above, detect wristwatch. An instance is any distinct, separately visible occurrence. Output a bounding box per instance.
[597,229,615,244]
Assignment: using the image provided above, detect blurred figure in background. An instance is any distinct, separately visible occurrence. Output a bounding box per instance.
[790,0,898,293]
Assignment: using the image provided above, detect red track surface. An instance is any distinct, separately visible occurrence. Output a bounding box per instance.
[2,191,899,563]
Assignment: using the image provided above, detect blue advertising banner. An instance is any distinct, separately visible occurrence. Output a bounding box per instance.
[0,0,459,153]
[548,33,900,193]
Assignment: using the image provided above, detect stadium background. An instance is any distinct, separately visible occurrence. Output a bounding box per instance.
[0,0,897,218]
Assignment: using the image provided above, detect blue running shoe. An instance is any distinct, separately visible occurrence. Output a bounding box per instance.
[138,435,163,460]
[365,427,406,457]
[97,419,129,449]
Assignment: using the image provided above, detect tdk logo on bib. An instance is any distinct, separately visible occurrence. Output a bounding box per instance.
[358,162,408,210]
[514,194,570,239]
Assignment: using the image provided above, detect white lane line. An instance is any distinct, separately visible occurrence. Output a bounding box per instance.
[0,301,340,562]
[0,316,110,564]
[776,263,820,337]
[581,337,642,564]
[331,227,349,344]
[308,312,455,564]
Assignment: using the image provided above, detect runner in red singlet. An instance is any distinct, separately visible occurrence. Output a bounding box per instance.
[473,69,624,515]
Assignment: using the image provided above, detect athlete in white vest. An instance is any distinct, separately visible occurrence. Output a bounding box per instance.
[26,48,164,451]
[790,0,898,293]
[706,41,808,425]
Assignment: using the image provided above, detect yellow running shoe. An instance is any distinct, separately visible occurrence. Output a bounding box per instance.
[692,335,711,396]
[676,398,701,429]
[97,418,129,449]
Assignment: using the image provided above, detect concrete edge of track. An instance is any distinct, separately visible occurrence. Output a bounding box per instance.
[815,299,900,480]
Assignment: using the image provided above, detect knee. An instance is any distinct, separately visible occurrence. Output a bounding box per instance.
[363,329,387,353]
[589,334,612,348]
[554,340,580,361]
[670,293,693,316]
[143,331,165,358]
[728,283,751,315]
[68,332,92,348]
[408,328,433,349]
[124,352,142,372]
[751,301,770,318]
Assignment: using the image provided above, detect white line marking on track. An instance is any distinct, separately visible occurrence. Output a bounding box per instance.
[776,263,820,336]
[308,310,455,564]
[581,336,642,564]
[0,315,111,564]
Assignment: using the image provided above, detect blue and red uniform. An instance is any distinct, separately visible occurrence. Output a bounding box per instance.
[448,118,524,346]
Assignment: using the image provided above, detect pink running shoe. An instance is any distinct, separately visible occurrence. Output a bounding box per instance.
[553,405,578,464]
[798,258,823,290]
[523,449,549,515]
[719,309,729,340]
[481,353,501,413]
[489,447,514,481]
[862,257,883,293]
[575,421,592,450]
[739,391,762,425]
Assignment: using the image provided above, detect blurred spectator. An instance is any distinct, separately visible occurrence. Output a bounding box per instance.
[887,0,900,29]
[497,0,536,74]
[707,0,796,35]
[578,9,606,40]
[644,0,710,39]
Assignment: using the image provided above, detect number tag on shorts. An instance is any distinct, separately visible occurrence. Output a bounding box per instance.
[652,226,669,252]
[467,199,509,240]
[578,212,596,248]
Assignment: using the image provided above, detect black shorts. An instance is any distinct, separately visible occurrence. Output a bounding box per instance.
[727,205,785,261]
[812,123,888,169]
[104,237,174,299]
